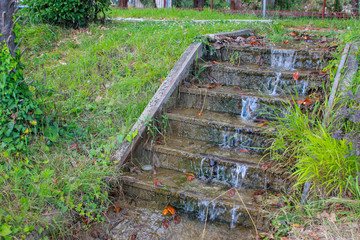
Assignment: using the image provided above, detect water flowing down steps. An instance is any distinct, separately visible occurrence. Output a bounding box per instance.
[120,31,332,235]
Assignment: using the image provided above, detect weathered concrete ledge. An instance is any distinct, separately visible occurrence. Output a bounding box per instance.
[111,29,252,166]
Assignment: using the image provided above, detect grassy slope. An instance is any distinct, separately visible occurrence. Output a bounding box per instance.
[1,8,359,238]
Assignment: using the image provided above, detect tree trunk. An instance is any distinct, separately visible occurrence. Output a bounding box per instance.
[118,0,128,8]
[230,0,241,10]
[193,0,198,8]
[0,0,18,56]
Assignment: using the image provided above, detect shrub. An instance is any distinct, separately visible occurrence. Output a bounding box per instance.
[0,44,42,152]
[24,0,111,28]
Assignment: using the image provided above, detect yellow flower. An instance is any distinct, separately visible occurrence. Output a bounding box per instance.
[24,128,29,134]
[30,119,37,126]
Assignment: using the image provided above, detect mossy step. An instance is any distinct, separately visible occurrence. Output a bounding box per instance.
[122,167,270,230]
[194,62,325,95]
[141,135,286,191]
[178,85,290,118]
[206,45,333,70]
[167,108,271,152]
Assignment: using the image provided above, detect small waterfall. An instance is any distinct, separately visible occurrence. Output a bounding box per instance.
[270,72,282,96]
[241,97,257,120]
[198,201,225,222]
[231,164,248,187]
[180,197,195,212]
[271,48,296,70]
[230,206,242,229]
[200,157,207,177]
[301,79,309,96]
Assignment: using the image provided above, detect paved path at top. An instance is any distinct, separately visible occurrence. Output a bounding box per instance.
[111,17,272,23]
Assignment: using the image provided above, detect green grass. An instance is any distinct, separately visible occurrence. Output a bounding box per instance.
[1,9,360,238]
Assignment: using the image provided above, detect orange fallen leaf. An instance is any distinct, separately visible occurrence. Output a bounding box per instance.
[197,112,202,117]
[114,205,122,213]
[237,149,249,153]
[187,175,194,182]
[162,209,169,216]
[302,98,313,106]
[292,224,303,228]
[174,215,181,224]
[293,71,300,81]
[254,190,264,195]
[94,161,97,165]
[163,220,169,229]
[166,206,176,215]
[229,189,235,197]
[284,40,289,44]
[212,60,220,64]
[257,122,268,127]
[280,238,289,240]
[154,179,164,187]
[183,173,195,177]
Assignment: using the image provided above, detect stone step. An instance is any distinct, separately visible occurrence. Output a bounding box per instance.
[192,62,326,96]
[166,108,271,152]
[140,135,286,191]
[122,167,271,230]
[178,85,290,118]
[206,45,333,70]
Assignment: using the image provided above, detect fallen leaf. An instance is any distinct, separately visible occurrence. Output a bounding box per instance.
[257,122,268,127]
[163,220,169,229]
[253,119,266,123]
[293,71,300,81]
[292,223,302,228]
[174,215,181,224]
[114,205,121,213]
[197,112,202,117]
[187,175,194,182]
[154,179,164,187]
[289,31,299,37]
[254,190,264,195]
[81,216,89,225]
[162,209,169,216]
[212,61,220,64]
[234,86,242,90]
[280,238,289,240]
[183,173,195,177]
[70,144,79,150]
[59,61,67,65]
[129,62,135,66]
[229,189,235,197]
[99,34,104,40]
[237,149,249,153]
[166,206,176,215]
[284,40,289,44]
[302,98,313,106]
[261,163,273,171]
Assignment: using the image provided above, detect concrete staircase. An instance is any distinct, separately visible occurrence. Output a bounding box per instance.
[121,38,332,232]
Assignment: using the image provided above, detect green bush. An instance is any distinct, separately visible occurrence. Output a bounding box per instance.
[0,44,41,152]
[24,0,111,28]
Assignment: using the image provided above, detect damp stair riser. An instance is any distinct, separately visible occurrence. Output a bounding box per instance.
[167,117,269,153]
[196,64,324,96]
[206,46,333,70]
[122,179,267,230]
[178,87,288,118]
[142,147,286,191]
